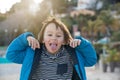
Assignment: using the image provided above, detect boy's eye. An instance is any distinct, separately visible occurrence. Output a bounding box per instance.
[56,35,62,37]
[48,34,52,36]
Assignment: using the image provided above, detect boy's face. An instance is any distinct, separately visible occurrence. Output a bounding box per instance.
[43,23,65,54]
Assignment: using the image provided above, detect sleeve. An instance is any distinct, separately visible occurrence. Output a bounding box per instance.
[6,32,34,64]
[75,36,97,67]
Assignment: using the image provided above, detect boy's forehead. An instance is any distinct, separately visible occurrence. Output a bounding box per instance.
[46,23,62,30]
[45,24,63,34]
[47,23,57,27]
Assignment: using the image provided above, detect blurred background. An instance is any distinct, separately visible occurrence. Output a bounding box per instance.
[0,0,120,80]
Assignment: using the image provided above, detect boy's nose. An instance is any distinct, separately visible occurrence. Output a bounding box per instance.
[51,36,57,40]
[52,36,56,39]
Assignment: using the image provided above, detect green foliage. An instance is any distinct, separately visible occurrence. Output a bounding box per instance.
[50,0,77,13]
[98,10,114,25]
[102,43,120,63]
[107,49,120,62]
[50,0,68,13]
[68,0,77,7]
[0,14,6,22]
[61,16,74,30]
[111,3,120,11]
[0,30,5,46]
[111,31,120,41]
[93,43,103,54]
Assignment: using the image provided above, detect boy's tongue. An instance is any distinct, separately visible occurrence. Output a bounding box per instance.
[50,44,57,50]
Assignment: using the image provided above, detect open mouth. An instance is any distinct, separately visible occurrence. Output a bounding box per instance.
[49,43,57,50]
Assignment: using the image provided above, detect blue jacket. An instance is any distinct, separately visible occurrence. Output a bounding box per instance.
[6,32,97,80]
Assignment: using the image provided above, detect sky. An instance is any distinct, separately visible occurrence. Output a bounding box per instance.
[0,0,21,13]
[0,0,93,14]
[0,0,43,14]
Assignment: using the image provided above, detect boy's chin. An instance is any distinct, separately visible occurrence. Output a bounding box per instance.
[48,50,58,54]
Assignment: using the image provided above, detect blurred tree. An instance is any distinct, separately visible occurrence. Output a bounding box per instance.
[67,0,77,7]
[50,0,77,14]
[8,0,33,14]
[86,20,97,40]
[51,0,68,13]
[0,30,5,46]
[61,15,74,32]
[15,25,24,37]
[29,0,51,38]
[0,13,6,22]
[111,31,120,42]
[97,10,115,37]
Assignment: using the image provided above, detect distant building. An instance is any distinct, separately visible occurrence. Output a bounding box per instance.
[70,9,95,17]
[77,0,96,10]
[70,0,96,17]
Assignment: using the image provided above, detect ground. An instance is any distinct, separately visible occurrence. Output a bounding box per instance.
[0,63,120,80]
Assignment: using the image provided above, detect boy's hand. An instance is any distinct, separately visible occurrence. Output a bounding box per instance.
[69,39,81,48]
[27,36,40,50]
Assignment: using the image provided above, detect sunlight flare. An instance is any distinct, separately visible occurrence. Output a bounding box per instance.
[29,0,43,15]
[0,0,21,13]
[33,0,43,4]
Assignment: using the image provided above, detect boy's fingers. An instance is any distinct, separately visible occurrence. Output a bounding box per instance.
[27,36,40,50]
[33,39,39,48]
[36,41,40,48]
[77,40,81,45]
[70,40,75,48]
[69,39,81,48]
[28,40,31,46]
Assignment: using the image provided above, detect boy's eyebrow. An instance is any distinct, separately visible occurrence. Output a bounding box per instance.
[46,31,52,33]
[46,31,63,34]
